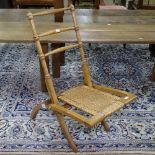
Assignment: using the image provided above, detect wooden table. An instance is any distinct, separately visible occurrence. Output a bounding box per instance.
[0,9,155,90]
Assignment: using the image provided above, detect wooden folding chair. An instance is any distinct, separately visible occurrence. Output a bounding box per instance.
[27,5,136,152]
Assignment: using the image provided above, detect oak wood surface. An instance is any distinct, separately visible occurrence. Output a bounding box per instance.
[1,9,155,22]
[0,9,155,44]
[1,9,155,17]
[0,22,155,44]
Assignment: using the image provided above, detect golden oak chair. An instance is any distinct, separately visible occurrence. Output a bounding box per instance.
[27,4,136,152]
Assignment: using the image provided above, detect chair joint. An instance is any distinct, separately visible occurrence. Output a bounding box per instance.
[45,74,51,79]
[38,54,45,60]
[79,42,83,48]
[33,35,39,41]
[27,12,33,20]
[82,59,87,64]
[75,26,79,31]
[70,4,75,11]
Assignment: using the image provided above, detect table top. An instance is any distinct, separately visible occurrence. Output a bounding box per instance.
[0,9,155,44]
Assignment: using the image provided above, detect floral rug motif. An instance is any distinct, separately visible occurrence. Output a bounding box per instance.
[0,43,155,152]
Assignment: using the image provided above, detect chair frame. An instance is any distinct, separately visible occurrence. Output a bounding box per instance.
[27,5,136,152]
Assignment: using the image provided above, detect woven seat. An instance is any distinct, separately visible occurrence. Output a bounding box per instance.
[27,4,136,152]
[59,85,124,115]
[56,84,135,127]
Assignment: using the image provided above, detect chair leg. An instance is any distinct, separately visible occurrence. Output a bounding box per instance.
[31,104,42,120]
[150,64,155,81]
[40,43,49,92]
[55,113,78,152]
[101,121,110,132]
[31,99,51,120]
[123,44,126,49]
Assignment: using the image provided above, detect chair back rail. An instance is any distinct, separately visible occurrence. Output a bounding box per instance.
[27,5,92,104]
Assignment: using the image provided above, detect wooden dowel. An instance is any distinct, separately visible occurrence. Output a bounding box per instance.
[45,44,80,57]
[28,13,58,104]
[150,64,155,81]
[55,113,78,152]
[93,84,128,97]
[51,104,90,127]
[32,6,71,17]
[40,43,49,92]
[101,121,110,132]
[88,113,105,127]
[39,26,76,37]
[70,5,93,87]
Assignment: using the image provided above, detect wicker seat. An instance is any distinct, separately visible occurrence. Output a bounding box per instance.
[27,5,136,152]
[59,85,128,115]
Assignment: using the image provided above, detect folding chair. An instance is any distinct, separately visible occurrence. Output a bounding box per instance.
[27,5,136,152]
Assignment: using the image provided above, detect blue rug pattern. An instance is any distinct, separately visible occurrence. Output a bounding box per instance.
[0,43,155,152]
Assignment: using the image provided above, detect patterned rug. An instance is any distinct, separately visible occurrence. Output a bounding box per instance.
[0,43,155,153]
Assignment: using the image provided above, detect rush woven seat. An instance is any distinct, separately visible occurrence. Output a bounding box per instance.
[27,4,136,152]
[59,85,127,115]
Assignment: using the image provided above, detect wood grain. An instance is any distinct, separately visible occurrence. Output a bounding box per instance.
[0,9,155,82]
[0,22,155,44]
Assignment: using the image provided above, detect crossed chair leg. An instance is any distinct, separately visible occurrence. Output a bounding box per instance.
[56,112,78,152]
[31,99,110,152]
[101,121,110,132]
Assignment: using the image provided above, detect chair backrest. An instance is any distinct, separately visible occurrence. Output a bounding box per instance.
[27,5,92,104]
